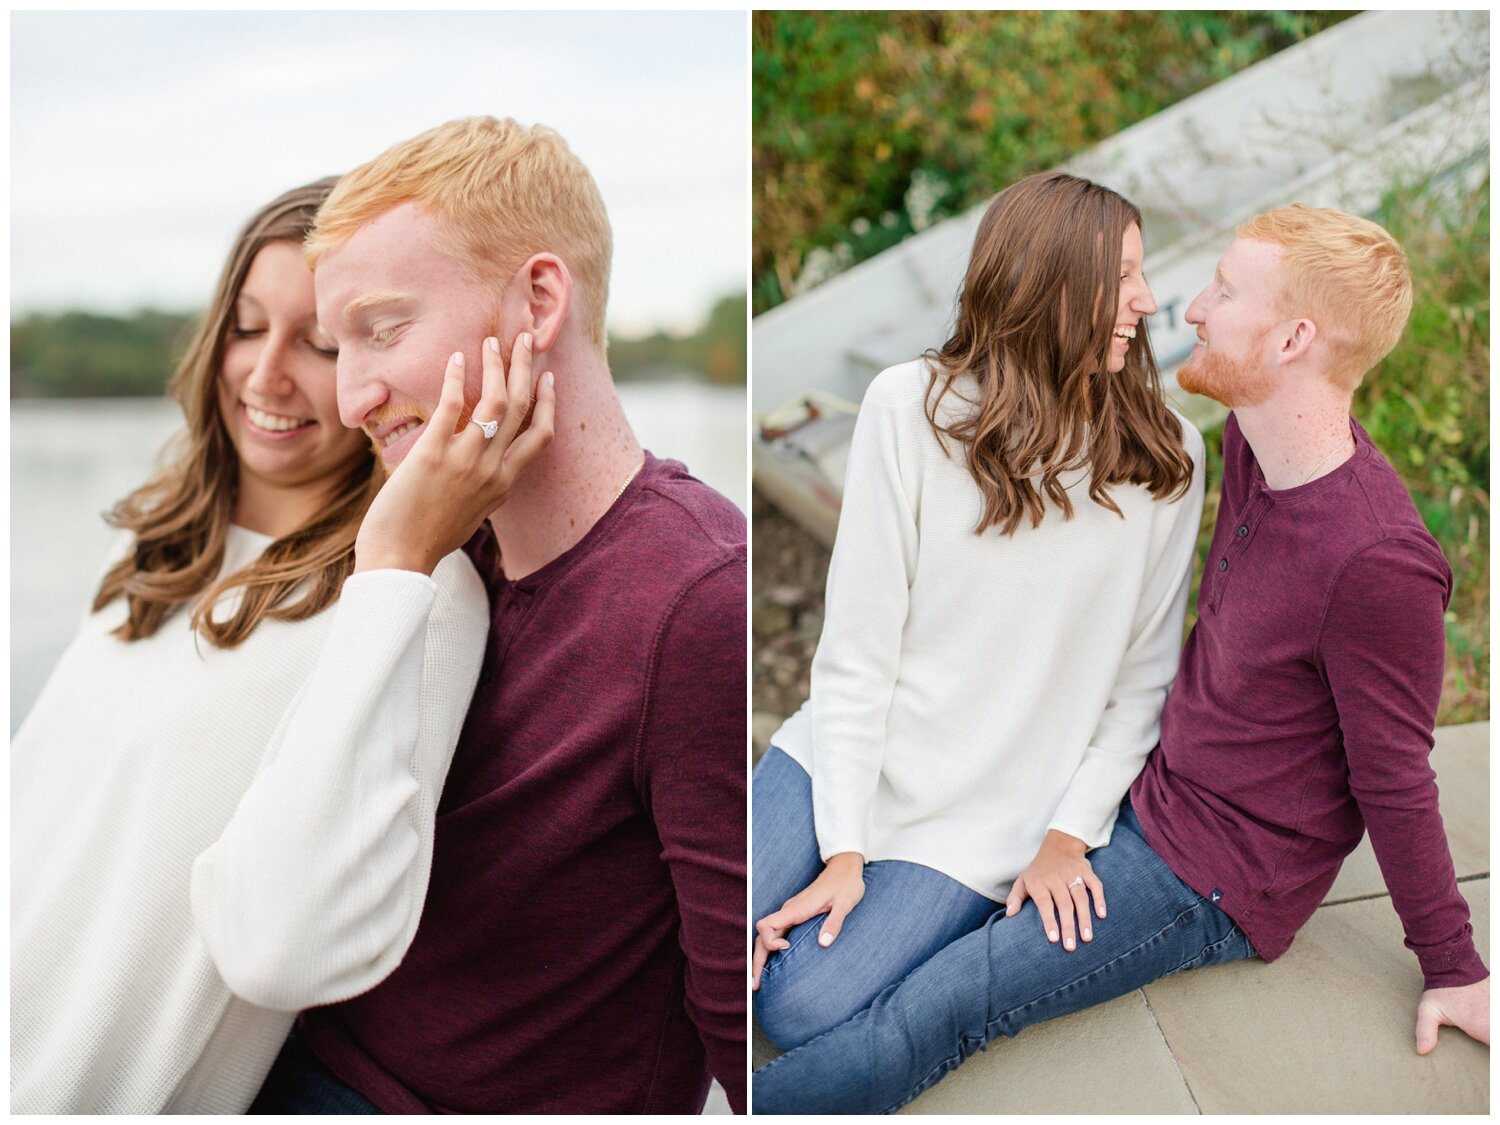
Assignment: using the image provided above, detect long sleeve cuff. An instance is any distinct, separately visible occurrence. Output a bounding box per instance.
[1418,931,1489,991]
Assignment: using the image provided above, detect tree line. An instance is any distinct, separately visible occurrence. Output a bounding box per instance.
[11,292,747,399]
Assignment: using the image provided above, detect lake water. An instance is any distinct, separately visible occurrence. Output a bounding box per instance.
[11,382,747,733]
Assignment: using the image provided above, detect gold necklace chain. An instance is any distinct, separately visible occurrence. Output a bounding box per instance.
[613,458,645,504]
[1301,434,1351,485]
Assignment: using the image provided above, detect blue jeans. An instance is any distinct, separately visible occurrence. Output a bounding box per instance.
[753,799,1257,1114]
[753,747,999,1050]
[249,1025,381,1115]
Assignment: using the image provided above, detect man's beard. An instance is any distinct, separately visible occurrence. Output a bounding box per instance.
[1177,332,1276,407]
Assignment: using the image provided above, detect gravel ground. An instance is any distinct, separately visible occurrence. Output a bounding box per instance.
[750,488,830,762]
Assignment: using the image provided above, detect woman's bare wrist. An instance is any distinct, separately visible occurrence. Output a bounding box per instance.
[1041,829,1087,857]
[353,543,439,575]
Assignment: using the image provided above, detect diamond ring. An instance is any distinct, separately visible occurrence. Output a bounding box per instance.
[471,418,499,440]
[1069,875,1085,888]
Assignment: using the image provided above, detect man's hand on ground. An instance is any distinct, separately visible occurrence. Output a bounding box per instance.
[1415,976,1489,1054]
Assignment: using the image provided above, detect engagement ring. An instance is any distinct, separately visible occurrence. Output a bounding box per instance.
[471,418,499,440]
[1069,875,1085,887]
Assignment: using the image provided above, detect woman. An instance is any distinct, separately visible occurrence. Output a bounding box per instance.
[751,172,1205,1052]
[11,180,550,1113]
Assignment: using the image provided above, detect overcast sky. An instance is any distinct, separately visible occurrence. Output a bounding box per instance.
[11,10,748,337]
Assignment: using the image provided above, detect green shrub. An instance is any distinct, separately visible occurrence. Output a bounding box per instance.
[1365,173,1489,722]
[753,11,1350,313]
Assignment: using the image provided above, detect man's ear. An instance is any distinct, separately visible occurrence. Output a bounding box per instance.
[1278,317,1317,365]
[502,253,572,353]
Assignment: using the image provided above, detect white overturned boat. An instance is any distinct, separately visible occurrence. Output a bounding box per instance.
[753,10,1489,545]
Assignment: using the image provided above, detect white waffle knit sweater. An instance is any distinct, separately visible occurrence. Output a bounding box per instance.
[771,360,1205,900]
[11,526,487,1114]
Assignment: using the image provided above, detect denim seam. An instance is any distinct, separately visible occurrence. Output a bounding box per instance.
[882,899,1212,1115]
[1170,922,1246,975]
[757,913,832,985]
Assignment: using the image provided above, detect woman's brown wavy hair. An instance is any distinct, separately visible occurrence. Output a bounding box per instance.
[92,177,380,647]
[924,171,1193,535]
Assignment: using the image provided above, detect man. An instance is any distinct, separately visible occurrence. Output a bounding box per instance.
[753,205,1487,1113]
[259,117,746,1113]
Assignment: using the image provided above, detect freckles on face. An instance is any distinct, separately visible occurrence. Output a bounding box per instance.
[314,205,501,466]
[1176,238,1291,404]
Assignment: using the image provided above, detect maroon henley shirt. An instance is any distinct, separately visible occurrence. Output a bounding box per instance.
[1131,413,1485,990]
[300,454,747,1113]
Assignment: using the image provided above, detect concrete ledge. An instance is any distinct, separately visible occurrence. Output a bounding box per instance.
[752,722,1490,1114]
[1145,882,1488,1115]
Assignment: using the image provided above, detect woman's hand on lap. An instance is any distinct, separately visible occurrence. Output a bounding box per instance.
[1005,829,1104,953]
[354,334,556,575]
[751,852,865,989]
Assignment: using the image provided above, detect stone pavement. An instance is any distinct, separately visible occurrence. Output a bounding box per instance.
[751,722,1490,1114]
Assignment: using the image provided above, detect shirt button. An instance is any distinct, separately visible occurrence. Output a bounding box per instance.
[1237,525,1249,537]
[1218,558,1229,571]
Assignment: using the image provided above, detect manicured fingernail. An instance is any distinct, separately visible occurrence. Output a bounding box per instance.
[520,332,532,349]
[1083,928,1093,940]
[819,932,833,947]
[452,351,464,368]
[1064,938,1074,950]
[545,372,554,387]
[1098,908,1106,918]
[487,336,499,353]
[1048,929,1058,941]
